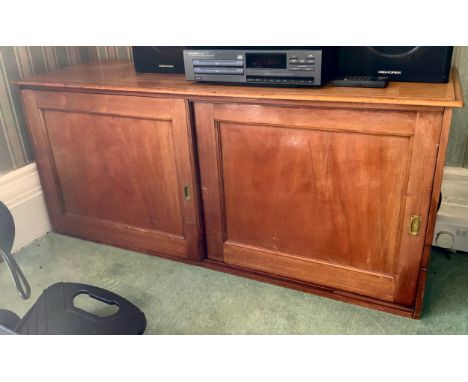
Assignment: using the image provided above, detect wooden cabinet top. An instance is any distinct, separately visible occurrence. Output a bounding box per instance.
[15,61,464,108]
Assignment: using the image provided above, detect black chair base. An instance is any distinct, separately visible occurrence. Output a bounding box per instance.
[0,282,146,335]
[0,309,20,332]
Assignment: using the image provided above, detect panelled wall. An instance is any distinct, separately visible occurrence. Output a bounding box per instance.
[0,46,132,175]
[447,46,468,166]
[1,46,468,175]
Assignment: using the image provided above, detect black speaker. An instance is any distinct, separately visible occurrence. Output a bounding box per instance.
[132,46,189,74]
[336,46,454,83]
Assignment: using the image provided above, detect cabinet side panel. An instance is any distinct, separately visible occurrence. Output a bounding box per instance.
[414,108,453,317]
[394,111,443,306]
[423,109,453,250]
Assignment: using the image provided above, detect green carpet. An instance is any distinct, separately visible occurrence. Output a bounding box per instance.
[1,232,467,334]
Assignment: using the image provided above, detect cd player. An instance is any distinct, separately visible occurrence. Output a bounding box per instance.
[183,49,334,87]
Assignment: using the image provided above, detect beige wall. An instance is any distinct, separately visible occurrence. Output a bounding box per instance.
[0,46,132,175]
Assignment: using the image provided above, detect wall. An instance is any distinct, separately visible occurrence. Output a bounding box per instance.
[446,46,468,166]
[0,46,132,175]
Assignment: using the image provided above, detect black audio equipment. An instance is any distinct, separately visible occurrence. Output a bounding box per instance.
[132,46,246,74]
[183,48,335,87]
[132,46,189,74]
[336,47,453,83]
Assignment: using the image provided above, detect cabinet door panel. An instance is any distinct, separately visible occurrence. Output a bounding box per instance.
[221,122,409,274]
[22,91,201,260]
[45,111,184,234]
[195,102,442,304]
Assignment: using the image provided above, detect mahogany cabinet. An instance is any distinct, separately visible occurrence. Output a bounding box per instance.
[15,62,464,318]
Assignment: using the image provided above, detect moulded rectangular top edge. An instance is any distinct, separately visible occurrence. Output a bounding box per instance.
[12,61,465,108]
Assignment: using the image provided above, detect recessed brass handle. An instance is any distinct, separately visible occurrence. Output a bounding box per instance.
[183,184,191,201]
[409,215,422,236]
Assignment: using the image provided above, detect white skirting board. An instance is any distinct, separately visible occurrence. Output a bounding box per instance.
[0,163,51,253]
[433,166,468,252]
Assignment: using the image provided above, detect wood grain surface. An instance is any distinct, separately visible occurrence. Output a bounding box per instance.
[21,90,202,260]
[195,102,443,304]
[14,61,464,108]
